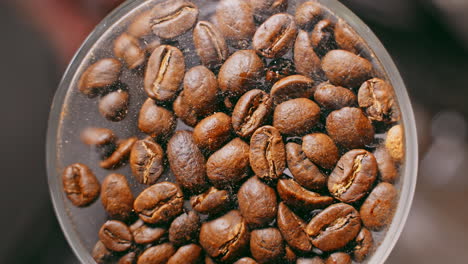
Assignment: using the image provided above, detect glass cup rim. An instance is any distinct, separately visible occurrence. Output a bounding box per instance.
[46,0,419,263]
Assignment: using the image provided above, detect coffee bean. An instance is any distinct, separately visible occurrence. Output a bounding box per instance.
[278,178,333,210]
[385,124,404,162]
[150,0,199,39]
[295,1,322,29]
[314,83,357,110]
[270,75,315,105]
[168,244,203,264]
[129,138,164,185]
[167,131,208,193]
[353,228,374,262]
[101,173,134,221]
[218,50,264,98]
[62,163,100,207]
[266,58,296,84]
[234,257,258,264]
[215,0,256,48]
[334,19,362,54]
[326,107,374,149]
[253,13,298,58]
[358,78,400,123]
[328,149,377,203]
[129,219,166,245]
[277,202,313,252]
[374,147,399,184]
[251,0,288,22]
[119,252,137,264]
[207,138,250,189]
[78,58,122,97]
[200,210,250,262]
[99,90,129,122]
[250,126,286,181]
[92,241,113,264]
[173,95,200,127]
[138,98,176,140]
[273,98,321,136]
[80,127,116,146]
[238,176,277,228]
[99,220,133,252]
[250,228,284,263]
[193,21,229,69]
[297,257,324,264]
[360,182,397,230]
[302,133,339,170]
[311,20,336,57]
[294,30,322,79]
[169,211,200,246]
[205,256,216,264]
[306,203,361,252]
[144,45,185,101]
[286,142,327,191]
[127,10,153,38]
[232,89,273,138]
[193,113,232,152]
[100,137,138,169]
[284,245,297,263]
[326,253,351,264]
[114,33,145,69]
[133,182,184,224]
[137,243,175,264]
[322,50,372,88]
[143,37,162,54]
[190,186,231,215]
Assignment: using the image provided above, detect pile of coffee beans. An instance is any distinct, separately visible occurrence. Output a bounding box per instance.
[61,0,405,263]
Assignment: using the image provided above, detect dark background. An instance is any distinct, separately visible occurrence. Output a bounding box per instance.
[1,0,467,263]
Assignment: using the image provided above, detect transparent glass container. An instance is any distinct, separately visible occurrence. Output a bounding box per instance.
[46,0,418,263]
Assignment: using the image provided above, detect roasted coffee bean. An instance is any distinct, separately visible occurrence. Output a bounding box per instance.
[326,253,351,264]
[326,107,374,149]
[385,124,404,162]
[62,163,100,207]
[167,131,208,193]
[119,252,137,264]
[251,0,288,22]
[306,203,361,252]
[278,178,333,210]
[144,45,185,101]
[374,147,398,183]
[114,33,145,69]
[311,20,336,57]
[218,50,264,98]
[133,182,184,224]
[353,228,374,262]
[250,228,284,263]
[360,182,397,230]
[130,219,166,245]
[205,256,216,264]
[78,58,122,97]
[99,220,133,252]
[193,21,229,69]
[193,113,232,152]
[215,0,256,48]
[284,245,297,263]
[238,176,277,228]
[190,186,231,215]
[322,50,372,88]
[294,30,322,79]
[100,137,138,169]
[92,241,112,264]
[235,257,258,264]
[130,138,164,185]
[80,127,116,146]
[334,19,362,54]
[127,10,153,38]
[168,244,203,264]
[200,210,250,262]
[270,75,315,105]
[138,98,177,140]
[314,83,357,110]
[137,243,175,264]
[273,98,321,136]
[101,173,134,220]
[150,0,199,39]
[143,37,162,54]
[99,90,129,122]
[207,138,250,189]
[328,149,377,203]
[302,133,339,170]
[169,211,200,246]
[297,257,325,264]
[277,202,313,252]
[358,78,400,123]
[253,13,298,58]
[286,142,327,191]
[266,58,296,84]
[232,89,273,138]
[250,126,286,181]
[295,1,322,29]
[173,95,200,127]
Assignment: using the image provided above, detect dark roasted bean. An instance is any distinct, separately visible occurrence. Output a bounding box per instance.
[232,89,273,138]
[314,83,357,110]
[92,241,113,264]
[273,98,321,136]
[130,138,164,185]
[360,182,397,230]
[169,211,200,246]
[294,30,322,79]
[78,58,122,97]
[358,78,400,123]
[270,75,315,104]
[137,243,175,264]
[99,220,133,252]
[190,186,231,215]
[334,19,362,54]
[284,245,297,263]
[326,107,374,149]
[138,98,176,140]
[311,20,336,57]
[251,0,288,22]
[250,126,286,181]
[193,113,232,152]
[277,178,333,210]
[286,142,327,191]
[193,21,229,69]
[119,252,137,264]
[322,50,372,88]
[173,95,200,127]
[101,173,134,221]
[302,133,339,170]
[114,33,145,69]
[62,163,100,207]
[353,228,374,262]
[150,0,199,39]
[100,137,138,169]
[295,1,322,29]
[168,244,203,264]
[277,202,313,253]
[129,219,166,245]
[250,228,284,263]
[215,0,256,48]
[99,90,129,122]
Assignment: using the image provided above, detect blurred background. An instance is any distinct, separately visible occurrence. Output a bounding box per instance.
[0,0,467,263]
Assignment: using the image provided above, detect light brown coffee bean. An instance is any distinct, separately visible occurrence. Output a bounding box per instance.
[360,182,397,230]
[385,124,404,162]
[358,78,400,123]
[326,253,351,264]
